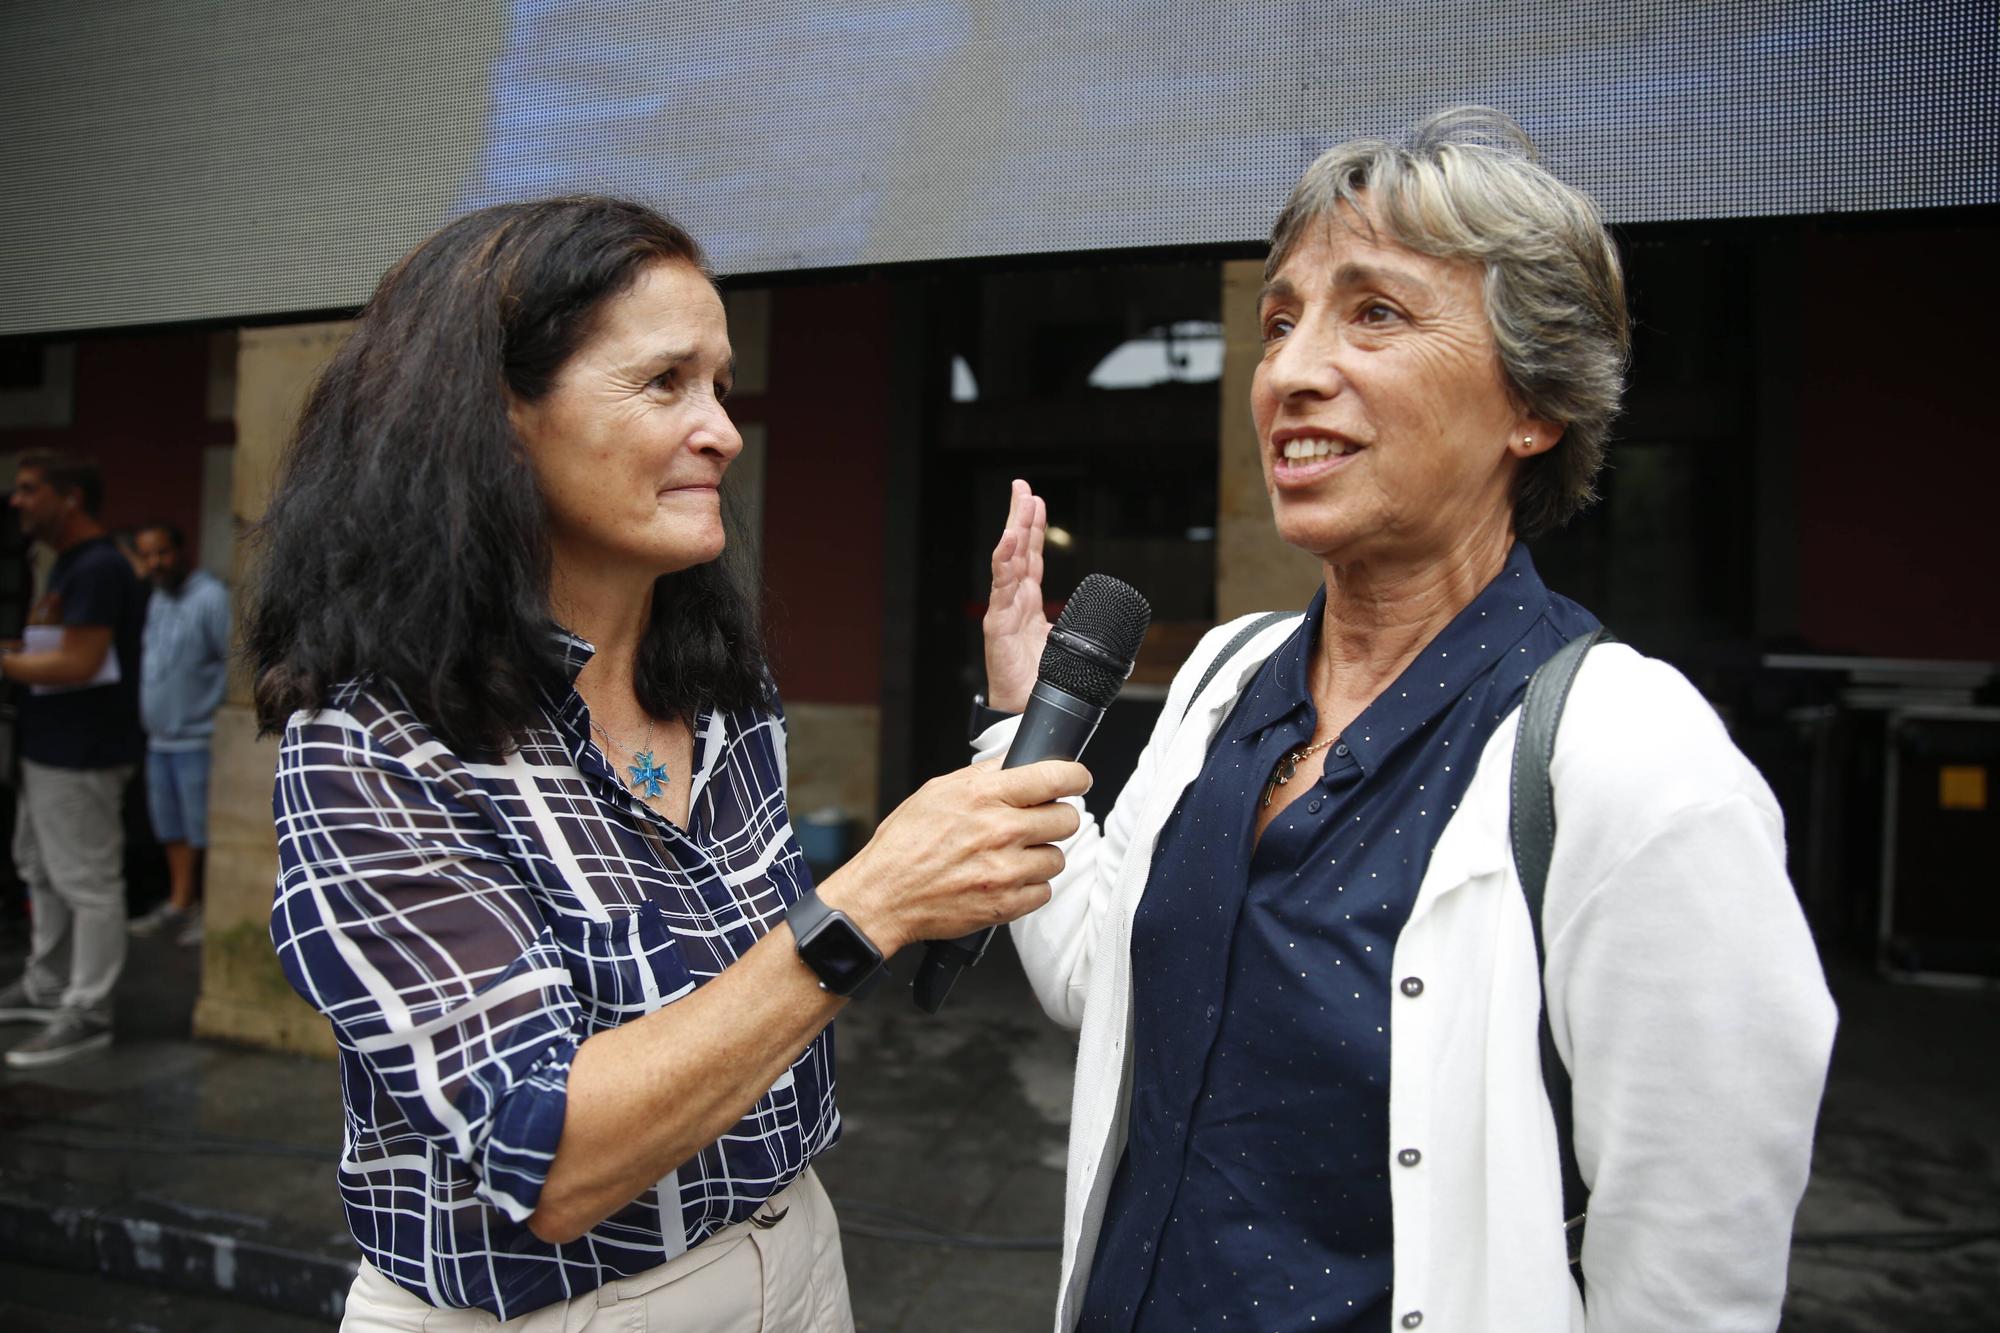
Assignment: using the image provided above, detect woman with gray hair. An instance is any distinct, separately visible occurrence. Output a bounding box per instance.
[977,108,1835,1331]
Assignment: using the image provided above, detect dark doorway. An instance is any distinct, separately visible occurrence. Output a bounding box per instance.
[901,257,1224,817]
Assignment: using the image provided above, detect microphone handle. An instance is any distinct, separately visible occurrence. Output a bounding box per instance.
[911,680,1106,1014]
[1001,680,1105,769]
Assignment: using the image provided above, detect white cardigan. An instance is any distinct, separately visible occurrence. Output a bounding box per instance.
[987,615,1837,1333]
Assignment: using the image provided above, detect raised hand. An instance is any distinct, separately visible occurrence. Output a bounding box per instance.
[982,478,1051,714]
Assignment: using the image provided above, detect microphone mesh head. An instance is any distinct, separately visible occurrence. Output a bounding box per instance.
[1037,574,1153,708]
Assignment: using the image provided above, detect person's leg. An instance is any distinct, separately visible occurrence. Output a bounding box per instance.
[10,760,73,1008]
[171,746,209,945]
[5,763,128,1064]
[133,749,193,935]
[33,764,131,1020]
[161,842,198,912]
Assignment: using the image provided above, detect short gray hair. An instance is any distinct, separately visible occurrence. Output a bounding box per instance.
[1266,107,1629,538]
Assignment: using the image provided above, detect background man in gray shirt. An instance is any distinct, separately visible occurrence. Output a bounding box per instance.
[127,522,229,948]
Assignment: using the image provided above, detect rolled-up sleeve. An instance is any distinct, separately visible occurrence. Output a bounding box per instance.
[270,706,579,1222]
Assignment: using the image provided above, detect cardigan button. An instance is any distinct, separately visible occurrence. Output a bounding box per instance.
[1401,1313,1424,1329]
[1397,1148,1422,1167]
[1400,976,1424,998]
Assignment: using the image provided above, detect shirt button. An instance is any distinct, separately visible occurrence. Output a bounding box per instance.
[1334,743,1349,757]
[1397,1148,1422,1167]
[1401,1313,1424,1329]
[1400,976,1424,998]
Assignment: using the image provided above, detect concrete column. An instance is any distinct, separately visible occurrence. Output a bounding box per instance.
[784,702,881,828]
[192,321,352,1056]
[1215,259,1320,621]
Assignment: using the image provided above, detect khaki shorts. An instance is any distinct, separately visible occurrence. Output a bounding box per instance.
[342,1167,853,1333]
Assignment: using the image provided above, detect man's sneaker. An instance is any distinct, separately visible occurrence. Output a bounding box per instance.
[0,977,59,1025]
[5,1010,111,1068]
[128,902,189,938]
[175,915,205,948]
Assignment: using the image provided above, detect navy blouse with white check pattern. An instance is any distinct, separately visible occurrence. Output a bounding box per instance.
[268,635,834,1319]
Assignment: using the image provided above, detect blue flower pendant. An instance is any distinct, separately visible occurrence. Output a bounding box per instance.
[626,751,670,798]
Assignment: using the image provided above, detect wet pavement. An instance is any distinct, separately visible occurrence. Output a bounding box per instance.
[0,1260,327,1333]
[1780,973,2000,1331]
[0,922,1995,1330]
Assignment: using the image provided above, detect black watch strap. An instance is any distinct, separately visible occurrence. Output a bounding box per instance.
[969,693,1020,744]
[786,890,885,999]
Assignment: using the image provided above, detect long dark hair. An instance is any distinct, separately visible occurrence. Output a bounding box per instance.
[246,196,768,756]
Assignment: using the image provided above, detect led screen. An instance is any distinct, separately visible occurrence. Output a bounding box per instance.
[2,0,1992,334]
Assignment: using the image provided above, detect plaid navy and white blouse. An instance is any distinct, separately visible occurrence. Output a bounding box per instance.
[269,634,835,1319]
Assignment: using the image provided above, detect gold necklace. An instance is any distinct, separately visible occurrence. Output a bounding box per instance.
[1262,735,1339,808]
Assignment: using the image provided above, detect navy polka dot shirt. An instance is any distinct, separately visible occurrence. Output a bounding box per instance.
[1080,543,1597,1332]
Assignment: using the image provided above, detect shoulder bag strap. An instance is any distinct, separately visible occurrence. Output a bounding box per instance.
[1181,612,1293,723]
[1509,624,1613,1295]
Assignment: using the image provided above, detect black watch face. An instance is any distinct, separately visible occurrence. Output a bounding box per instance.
[807,918,879,992]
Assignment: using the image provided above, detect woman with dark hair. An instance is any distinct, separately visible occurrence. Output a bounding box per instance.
[982,111,1835,1330]
[254,196,1087,1330]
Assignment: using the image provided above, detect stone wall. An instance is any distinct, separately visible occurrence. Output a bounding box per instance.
[191,322,352,1056]
[1215,258,1321,621]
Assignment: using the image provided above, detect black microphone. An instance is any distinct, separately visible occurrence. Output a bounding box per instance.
[911,573,1152,1013]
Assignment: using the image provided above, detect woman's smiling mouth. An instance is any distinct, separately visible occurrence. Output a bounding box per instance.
[1271,432,1363,487]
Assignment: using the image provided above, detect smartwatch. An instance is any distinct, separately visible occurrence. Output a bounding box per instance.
[786,890,885,999]
[968,692,1020,744]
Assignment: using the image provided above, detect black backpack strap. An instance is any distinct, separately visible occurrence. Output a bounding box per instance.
[1182,612,1292,723]
[1509,625,1613,1294]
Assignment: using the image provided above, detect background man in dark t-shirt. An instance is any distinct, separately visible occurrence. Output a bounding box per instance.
[0,452,146,1067]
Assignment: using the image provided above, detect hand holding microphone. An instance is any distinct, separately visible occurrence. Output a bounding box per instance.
[813,758,1089,961]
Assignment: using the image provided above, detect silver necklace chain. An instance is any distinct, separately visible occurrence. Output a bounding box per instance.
[589,714,656,756]
[589,714,669,797]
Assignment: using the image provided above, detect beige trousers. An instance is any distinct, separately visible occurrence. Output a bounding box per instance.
[342,1168,853,1333]
[14,760,133,1021]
